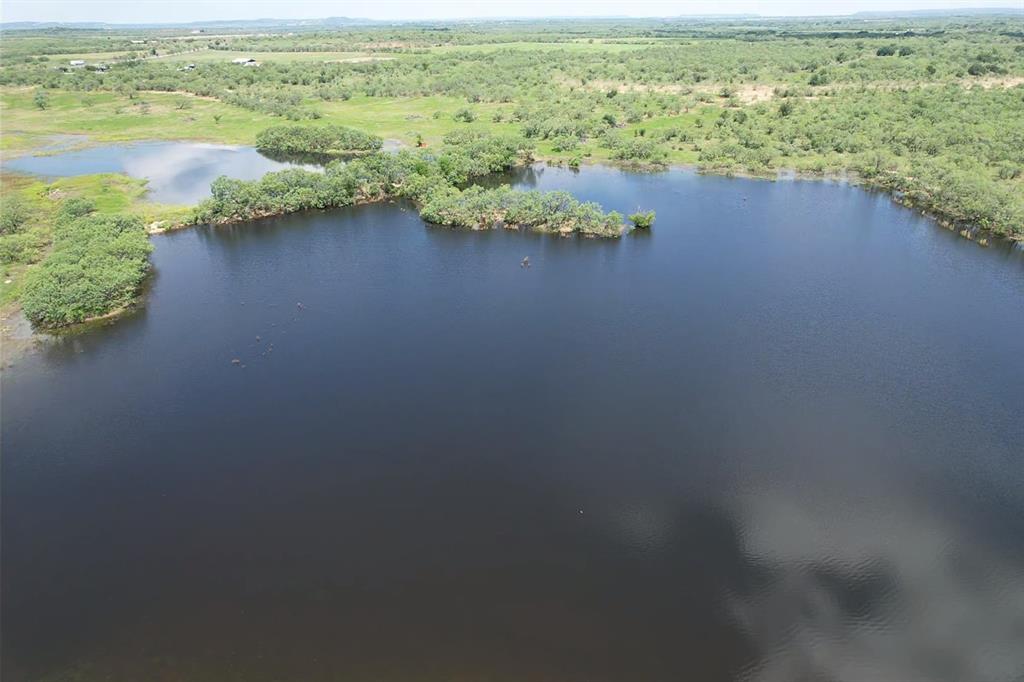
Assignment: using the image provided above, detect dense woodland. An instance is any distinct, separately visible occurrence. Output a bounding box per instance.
[1,15,1022,327]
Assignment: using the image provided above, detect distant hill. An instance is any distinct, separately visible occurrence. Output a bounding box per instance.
[0,16,383,31]
[852,8,1024,18]
[1,9,1021,32]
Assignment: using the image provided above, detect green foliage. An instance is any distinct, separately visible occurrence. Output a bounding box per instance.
[0,194,29,235]
[33,89,48,110]
[808,70,830,86]
[696,85,1024,237]
[453,107,477,123]
[193,132,631,238]
[1,15,1022,240]
[255,124,383,154]
[20,208,152,327]
[628,211,656,229]
[420,186,625,237]
[602,134,668,165]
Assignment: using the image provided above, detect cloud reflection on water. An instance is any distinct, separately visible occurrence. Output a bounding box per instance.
[731,487,1024,682]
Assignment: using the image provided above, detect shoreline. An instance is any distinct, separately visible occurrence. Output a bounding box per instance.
[4,132,1018,244]
[3,154,1020,353]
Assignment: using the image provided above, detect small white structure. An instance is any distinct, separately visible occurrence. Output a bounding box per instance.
[231,57,260,67]
[69,59,86,67]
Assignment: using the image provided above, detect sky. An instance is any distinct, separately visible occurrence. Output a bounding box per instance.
[1,0,1021,24]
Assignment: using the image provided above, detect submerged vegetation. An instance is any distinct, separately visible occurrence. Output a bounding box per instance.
[628,211,656,229]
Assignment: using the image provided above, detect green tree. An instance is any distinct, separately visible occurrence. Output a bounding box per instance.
[628,211,656,229]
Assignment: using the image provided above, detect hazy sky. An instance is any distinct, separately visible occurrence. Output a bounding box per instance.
[2,0,1021,24]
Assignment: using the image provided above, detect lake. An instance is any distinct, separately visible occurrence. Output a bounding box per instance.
[2,141,321,204]
[3,164,1024,682]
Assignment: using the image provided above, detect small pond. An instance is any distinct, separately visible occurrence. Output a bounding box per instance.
[3,141,322,204]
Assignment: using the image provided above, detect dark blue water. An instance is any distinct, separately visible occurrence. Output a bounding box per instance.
[2,142,319,204]
[3,166,1023,682]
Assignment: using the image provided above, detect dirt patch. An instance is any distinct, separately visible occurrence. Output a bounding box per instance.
[137,90,220,101]
[358,41,412,50]
[971,76,1024,89]
[326,56,397,64]
[727,84,776,104]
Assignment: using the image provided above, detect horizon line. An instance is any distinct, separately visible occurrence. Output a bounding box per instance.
[3,7,1023,28]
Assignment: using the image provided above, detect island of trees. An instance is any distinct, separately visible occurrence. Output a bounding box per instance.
[255,124,383,155]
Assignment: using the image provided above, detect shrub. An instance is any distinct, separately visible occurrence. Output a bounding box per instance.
[628,211,656,229]
[255,124,382,155]
[0,195,29,235]
[453,107,476,123]
[21,213,152,327]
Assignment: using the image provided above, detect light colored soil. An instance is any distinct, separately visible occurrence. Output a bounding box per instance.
[972,76,1024,89]
[326,56,397,64]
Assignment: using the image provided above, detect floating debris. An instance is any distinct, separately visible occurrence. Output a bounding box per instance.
[521,256,530,268]
[231,358,241,365]
[296,302,305,310]
[256,335,261,342]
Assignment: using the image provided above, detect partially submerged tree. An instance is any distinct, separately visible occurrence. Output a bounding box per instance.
[628,211,656,229]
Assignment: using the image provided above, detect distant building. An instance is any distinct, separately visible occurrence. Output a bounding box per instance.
[69,60,86,67]
[130,40,145,45]
[231,57,260,67]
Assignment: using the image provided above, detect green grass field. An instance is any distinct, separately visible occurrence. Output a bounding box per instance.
[32,51,134,62]
[0,88,283,156]
[1,89,528,156]
[0,85,730,166]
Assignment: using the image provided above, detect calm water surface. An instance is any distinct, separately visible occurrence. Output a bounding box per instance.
[3,166,1024,682]
[2,141,320,204]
